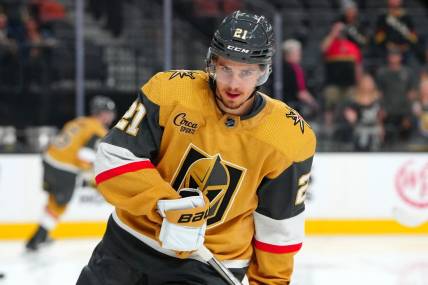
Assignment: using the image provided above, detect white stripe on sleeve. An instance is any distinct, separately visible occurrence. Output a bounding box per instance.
[95,142,151,176]
[253,210,305,246]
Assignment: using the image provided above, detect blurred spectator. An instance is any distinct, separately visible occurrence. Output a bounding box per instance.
[88,0,125,37]
[0,10,18,87]
[223,0,242,14]
[193,0,242,16]
[281,39,319,117]
[25,11,60,124]
[105,0,123,37]
[6,4,58,89]
[374,0,419,61]
[25,11,58,88]
[87,0,103,21]
[193,0,221,17]
[418,43,428,82]
[339,0,369,50]
[410,80,428,148]
[376,48,416,144]
[321,21,362,130]
[340,74,384,151]
[6,3,31,92]
[29,0,65,38]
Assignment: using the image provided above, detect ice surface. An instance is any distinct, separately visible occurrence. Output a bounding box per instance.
[0,236,427,285]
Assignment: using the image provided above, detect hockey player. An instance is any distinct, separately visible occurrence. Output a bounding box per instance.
[77,11,316,285]
[25,96,116,251]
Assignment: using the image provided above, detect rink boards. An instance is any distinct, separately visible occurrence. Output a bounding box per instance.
[0,153,427,239]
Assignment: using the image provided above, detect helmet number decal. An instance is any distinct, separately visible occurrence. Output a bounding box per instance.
[115,100,146,136]
[233,28,248,40]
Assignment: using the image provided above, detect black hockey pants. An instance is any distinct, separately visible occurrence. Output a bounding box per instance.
[76,217,246,285]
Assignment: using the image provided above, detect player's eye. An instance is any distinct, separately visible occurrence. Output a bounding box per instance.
[217,66,233,77]
[240,69,255,78]
[219,65,231,72]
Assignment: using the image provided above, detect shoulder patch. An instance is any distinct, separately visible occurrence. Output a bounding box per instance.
[250,98,316,161]
[285,109,310,134]
[168,70,198,80]
[141,70,208,107]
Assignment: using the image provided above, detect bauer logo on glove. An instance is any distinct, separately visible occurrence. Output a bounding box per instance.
[177,210,209,223]
[157,188,210,251]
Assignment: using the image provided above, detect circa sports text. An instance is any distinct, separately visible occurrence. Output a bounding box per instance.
[174,112,199,134]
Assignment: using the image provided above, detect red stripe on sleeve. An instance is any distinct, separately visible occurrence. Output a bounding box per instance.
[254,240,302,254]
[95,160,154,184]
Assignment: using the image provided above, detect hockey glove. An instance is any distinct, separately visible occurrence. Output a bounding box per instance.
[157,188,209,252]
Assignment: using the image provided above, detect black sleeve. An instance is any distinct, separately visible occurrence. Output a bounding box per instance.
[256,156,314,220]
[102,91,164,161]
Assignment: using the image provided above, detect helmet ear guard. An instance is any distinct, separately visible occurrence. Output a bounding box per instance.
[256,63,271,86]
[205,48,217,81]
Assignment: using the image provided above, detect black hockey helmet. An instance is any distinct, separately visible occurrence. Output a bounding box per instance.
[206,11,274,86]
[90,96,116,115]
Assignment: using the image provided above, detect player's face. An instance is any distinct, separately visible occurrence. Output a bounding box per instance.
[100,111,116,127]
[214,56,263,116]
[388,0,401,8]
[420,82,428,102]
[286,48,301,64]
[345,7,357,21]
[388,53,402,65]
[359,75,376,93]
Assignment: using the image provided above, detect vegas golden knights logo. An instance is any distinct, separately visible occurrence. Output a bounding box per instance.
[172,144,246,227]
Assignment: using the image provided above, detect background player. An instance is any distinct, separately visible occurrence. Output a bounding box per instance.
[25,96,116,251]
[77,11,315,284]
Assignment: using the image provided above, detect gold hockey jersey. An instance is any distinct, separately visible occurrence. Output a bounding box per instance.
[95,70,316,284]
[45,117,108,172]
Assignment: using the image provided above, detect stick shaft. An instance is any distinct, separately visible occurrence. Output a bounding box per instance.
[197,246,243,285]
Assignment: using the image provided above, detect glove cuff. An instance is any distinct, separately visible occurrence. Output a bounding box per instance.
[159,219,206,251]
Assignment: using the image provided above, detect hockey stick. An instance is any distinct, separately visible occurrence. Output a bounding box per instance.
[197,246,243,285]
